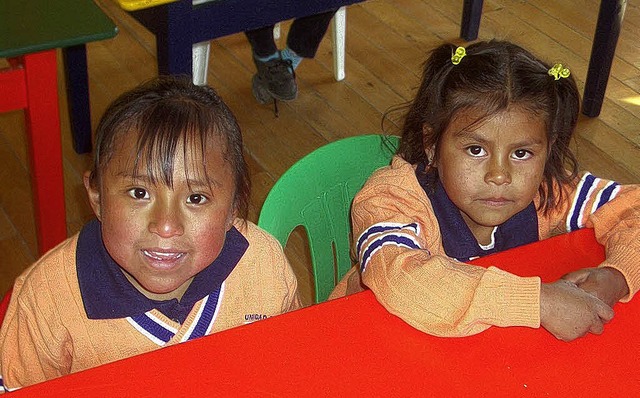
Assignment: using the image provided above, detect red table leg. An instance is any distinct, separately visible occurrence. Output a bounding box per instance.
[22,50,67,254]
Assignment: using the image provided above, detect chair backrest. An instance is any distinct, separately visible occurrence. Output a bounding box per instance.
[258,134,400,303]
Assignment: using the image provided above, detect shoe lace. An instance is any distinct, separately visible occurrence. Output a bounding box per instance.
[265,58,296,82]
[265,58,294,118]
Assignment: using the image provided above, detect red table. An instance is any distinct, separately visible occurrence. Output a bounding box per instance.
[10,228,640,396]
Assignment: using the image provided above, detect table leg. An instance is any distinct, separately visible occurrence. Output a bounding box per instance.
[63,44,93,154]
[158,0,193,76]
[22,50,68,255]
[582,0,627,117]
[460,0,484,41]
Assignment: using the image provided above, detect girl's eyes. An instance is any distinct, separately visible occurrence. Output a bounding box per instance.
[128,188,149,200]
[126,188,209,204]
[464,146,533,160]
[465,146,486,157]
[187,194,208,205]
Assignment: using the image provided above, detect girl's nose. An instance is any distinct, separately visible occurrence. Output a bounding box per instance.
[484,158,512,185]
[148,201,184,238]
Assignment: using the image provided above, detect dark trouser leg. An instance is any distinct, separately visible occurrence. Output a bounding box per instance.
[245,25,278,57]
[287,9,338,58]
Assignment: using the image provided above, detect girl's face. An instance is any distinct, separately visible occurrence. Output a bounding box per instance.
[84,131,237,300]
[433,107,548,245]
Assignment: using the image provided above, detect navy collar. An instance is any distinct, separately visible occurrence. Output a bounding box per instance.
[76,219,248,323]
[415,163,539,261]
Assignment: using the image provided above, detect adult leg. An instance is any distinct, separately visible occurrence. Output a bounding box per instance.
[286,9,338,58]
[245,24,296,104]
[245,25,278,57]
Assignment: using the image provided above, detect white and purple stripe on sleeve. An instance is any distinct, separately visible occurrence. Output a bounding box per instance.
[357,223,423,272]
[566,173,620,232]
[591,181,620,214]
[356,222,420,255]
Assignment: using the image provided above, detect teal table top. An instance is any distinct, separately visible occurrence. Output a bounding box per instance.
[0,0,117,58]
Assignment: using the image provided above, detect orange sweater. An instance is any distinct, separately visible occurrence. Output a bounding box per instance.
[0,220,300,391]
[332,157,640,337]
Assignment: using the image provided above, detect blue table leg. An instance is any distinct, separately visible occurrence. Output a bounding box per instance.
[460,0,484,41]
[63,44,93,154]
[160,0,193,76]
[582,0,627,117]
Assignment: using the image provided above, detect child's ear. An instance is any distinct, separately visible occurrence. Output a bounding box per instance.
[83,171,102,221]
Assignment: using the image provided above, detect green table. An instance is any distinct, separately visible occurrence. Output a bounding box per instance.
[0,0,117,254]
[0,1,116,57]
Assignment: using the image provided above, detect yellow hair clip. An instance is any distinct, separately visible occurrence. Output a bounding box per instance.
[451,47,466,65]
[548,63,570,80]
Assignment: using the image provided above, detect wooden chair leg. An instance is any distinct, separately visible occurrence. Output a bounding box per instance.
[274,22,281,41]
[192,41,211,86]
[191,0,211,86]
[332,6,346,81]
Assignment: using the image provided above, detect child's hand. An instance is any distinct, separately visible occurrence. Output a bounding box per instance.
[561,267,630,307]
[540,280,614,341]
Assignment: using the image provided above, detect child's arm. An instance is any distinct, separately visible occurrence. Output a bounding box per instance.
[352,162,541,337]
[541,173,640,304]
[0,284,69,390]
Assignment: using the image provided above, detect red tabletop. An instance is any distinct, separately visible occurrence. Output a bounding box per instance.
[11,228,640,396]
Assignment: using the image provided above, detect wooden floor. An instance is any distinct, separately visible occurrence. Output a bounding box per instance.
[1,0,639,305]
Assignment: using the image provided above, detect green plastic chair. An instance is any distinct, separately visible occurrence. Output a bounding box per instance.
[258,134,400,303]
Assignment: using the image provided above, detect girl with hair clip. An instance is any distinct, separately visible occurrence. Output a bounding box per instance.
[330,40,640,342]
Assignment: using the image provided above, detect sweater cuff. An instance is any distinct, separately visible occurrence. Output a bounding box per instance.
[483,267,541,328]
[600,244,640,302]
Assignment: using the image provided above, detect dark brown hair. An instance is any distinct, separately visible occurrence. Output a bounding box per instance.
[395,40,580,212]
[89,76,250,219]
